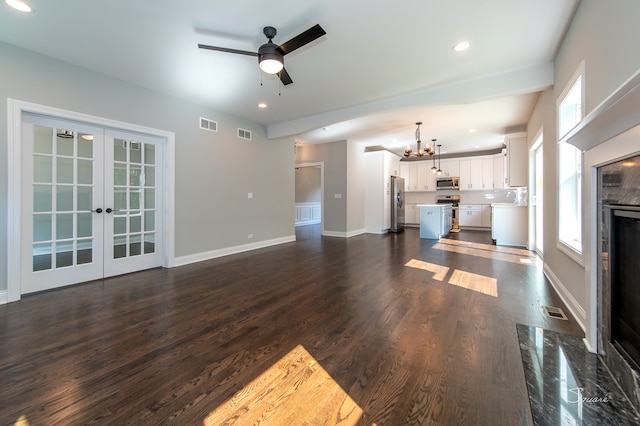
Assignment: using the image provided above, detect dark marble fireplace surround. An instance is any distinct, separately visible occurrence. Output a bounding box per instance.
[598,154,640,412]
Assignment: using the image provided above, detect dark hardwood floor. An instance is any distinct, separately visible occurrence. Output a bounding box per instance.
[0,227,582,425]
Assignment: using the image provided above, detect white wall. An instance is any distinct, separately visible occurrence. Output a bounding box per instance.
[0,41,295,293]
[528,0,640,330]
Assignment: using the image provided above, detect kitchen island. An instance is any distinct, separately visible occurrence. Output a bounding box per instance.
[419,204,452,239]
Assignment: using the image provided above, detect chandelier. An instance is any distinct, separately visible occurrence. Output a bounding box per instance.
[404,122,435,158]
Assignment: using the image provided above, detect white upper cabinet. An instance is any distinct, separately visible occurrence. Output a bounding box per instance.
[459,157,494,190]
[400,160,437,191]
[438,159,459,177]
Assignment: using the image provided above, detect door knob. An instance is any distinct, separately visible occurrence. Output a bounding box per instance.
[95,208,103,213]
[106,208,113,213]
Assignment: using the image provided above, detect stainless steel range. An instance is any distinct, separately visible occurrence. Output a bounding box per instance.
[436,195,460,231]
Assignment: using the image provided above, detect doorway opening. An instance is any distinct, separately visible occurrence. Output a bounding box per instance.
[294,162,324,240]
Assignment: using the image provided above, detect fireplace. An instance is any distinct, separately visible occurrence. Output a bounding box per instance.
[599,155,640,411]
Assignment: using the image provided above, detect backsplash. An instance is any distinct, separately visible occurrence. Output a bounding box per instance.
[405,188,526,205]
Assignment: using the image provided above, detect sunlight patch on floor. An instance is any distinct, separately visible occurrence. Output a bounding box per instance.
[404,259,450,281]
[434,240,539,266]
[404,259,498,297]
[204,345,362,425]
[448,269,498,297]
[13,416,30,426]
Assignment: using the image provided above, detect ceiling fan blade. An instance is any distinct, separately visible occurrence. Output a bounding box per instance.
[198,44,258,57]
[277,24,326,55]
[278,68,293,86]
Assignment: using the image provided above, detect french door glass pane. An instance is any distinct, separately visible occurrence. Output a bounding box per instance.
[56,241,74,268]
[56,186,73,211]
[33,243,52,271]
[57,157,74,183]
[34,156,52,183]
[34,126,53,154]
[144,233,155,254]
[34,185,53,212]
[56,131,74,156]
[114,236,127,259]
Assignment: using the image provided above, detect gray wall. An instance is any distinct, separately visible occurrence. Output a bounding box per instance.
[295,167,321,203]
[529,0,640,319]
[0,41,295,292]
[346,140,366,234]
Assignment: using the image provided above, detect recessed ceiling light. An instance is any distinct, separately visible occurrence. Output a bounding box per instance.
[258,102,267,108]
[475,145,480,149]
[5,0,32,12]
[453,40,471,52]
[468,128,476,133]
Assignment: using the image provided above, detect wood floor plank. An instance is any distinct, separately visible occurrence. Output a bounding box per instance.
[0,228,583,425]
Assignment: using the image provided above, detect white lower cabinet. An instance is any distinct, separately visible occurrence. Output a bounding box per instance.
[459,204,491,228]
[405,203,419,225]
[481,205,492,227]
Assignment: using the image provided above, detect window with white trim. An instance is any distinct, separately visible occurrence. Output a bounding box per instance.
[557,63,584,257]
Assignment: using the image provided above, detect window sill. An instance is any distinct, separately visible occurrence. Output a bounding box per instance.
[557,240,584,267]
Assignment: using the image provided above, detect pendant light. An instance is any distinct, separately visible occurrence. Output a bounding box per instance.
[436,144,442,175]
[431,139,438,172]
[404,122,435,158]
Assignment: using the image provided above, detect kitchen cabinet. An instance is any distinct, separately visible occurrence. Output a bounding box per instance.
[491,204,527,246]
[438,159,459,177]
[505,135,527,187]
[481,204,492,227]
[399,161,436,191]
[459,204,483,227]
[493,153,506,189]
[459,157,494,190]
[482,158,494,189]
[405,203,419,225]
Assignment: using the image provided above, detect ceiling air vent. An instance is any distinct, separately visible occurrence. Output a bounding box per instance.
[238,128,252,140]
[199,117,218,132]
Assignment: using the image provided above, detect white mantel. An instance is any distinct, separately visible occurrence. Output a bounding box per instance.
[568,67,640,352]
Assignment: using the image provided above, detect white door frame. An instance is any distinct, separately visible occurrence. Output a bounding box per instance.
[6,98,176,303]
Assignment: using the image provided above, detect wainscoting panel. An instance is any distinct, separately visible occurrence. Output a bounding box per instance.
[295,202,321,226]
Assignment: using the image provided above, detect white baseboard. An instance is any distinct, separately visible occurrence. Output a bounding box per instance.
[543,263,587,333]
[0,290,7,305]
[323,228,366,238]
[174,235,296,267]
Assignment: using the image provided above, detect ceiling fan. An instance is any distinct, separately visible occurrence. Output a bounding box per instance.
[198,24,326,86]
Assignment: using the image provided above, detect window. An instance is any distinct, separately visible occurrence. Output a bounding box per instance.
[557,63,584,259]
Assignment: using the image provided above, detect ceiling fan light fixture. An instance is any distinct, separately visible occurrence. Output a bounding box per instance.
[259,57,284,74]
[258,42,284,74]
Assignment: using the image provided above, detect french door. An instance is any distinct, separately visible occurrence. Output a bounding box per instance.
[21,114,163,294]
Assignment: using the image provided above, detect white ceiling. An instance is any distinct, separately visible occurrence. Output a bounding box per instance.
[0,0,580,156]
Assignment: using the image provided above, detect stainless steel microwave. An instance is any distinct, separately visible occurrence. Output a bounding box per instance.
[436,177,459,190]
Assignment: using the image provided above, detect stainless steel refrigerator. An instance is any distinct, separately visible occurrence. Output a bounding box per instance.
[390,176,405,232]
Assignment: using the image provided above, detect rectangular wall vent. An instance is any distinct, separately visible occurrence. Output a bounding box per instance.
[200,117,218,132]
[543,306,568,320]
[237,128,252,140]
